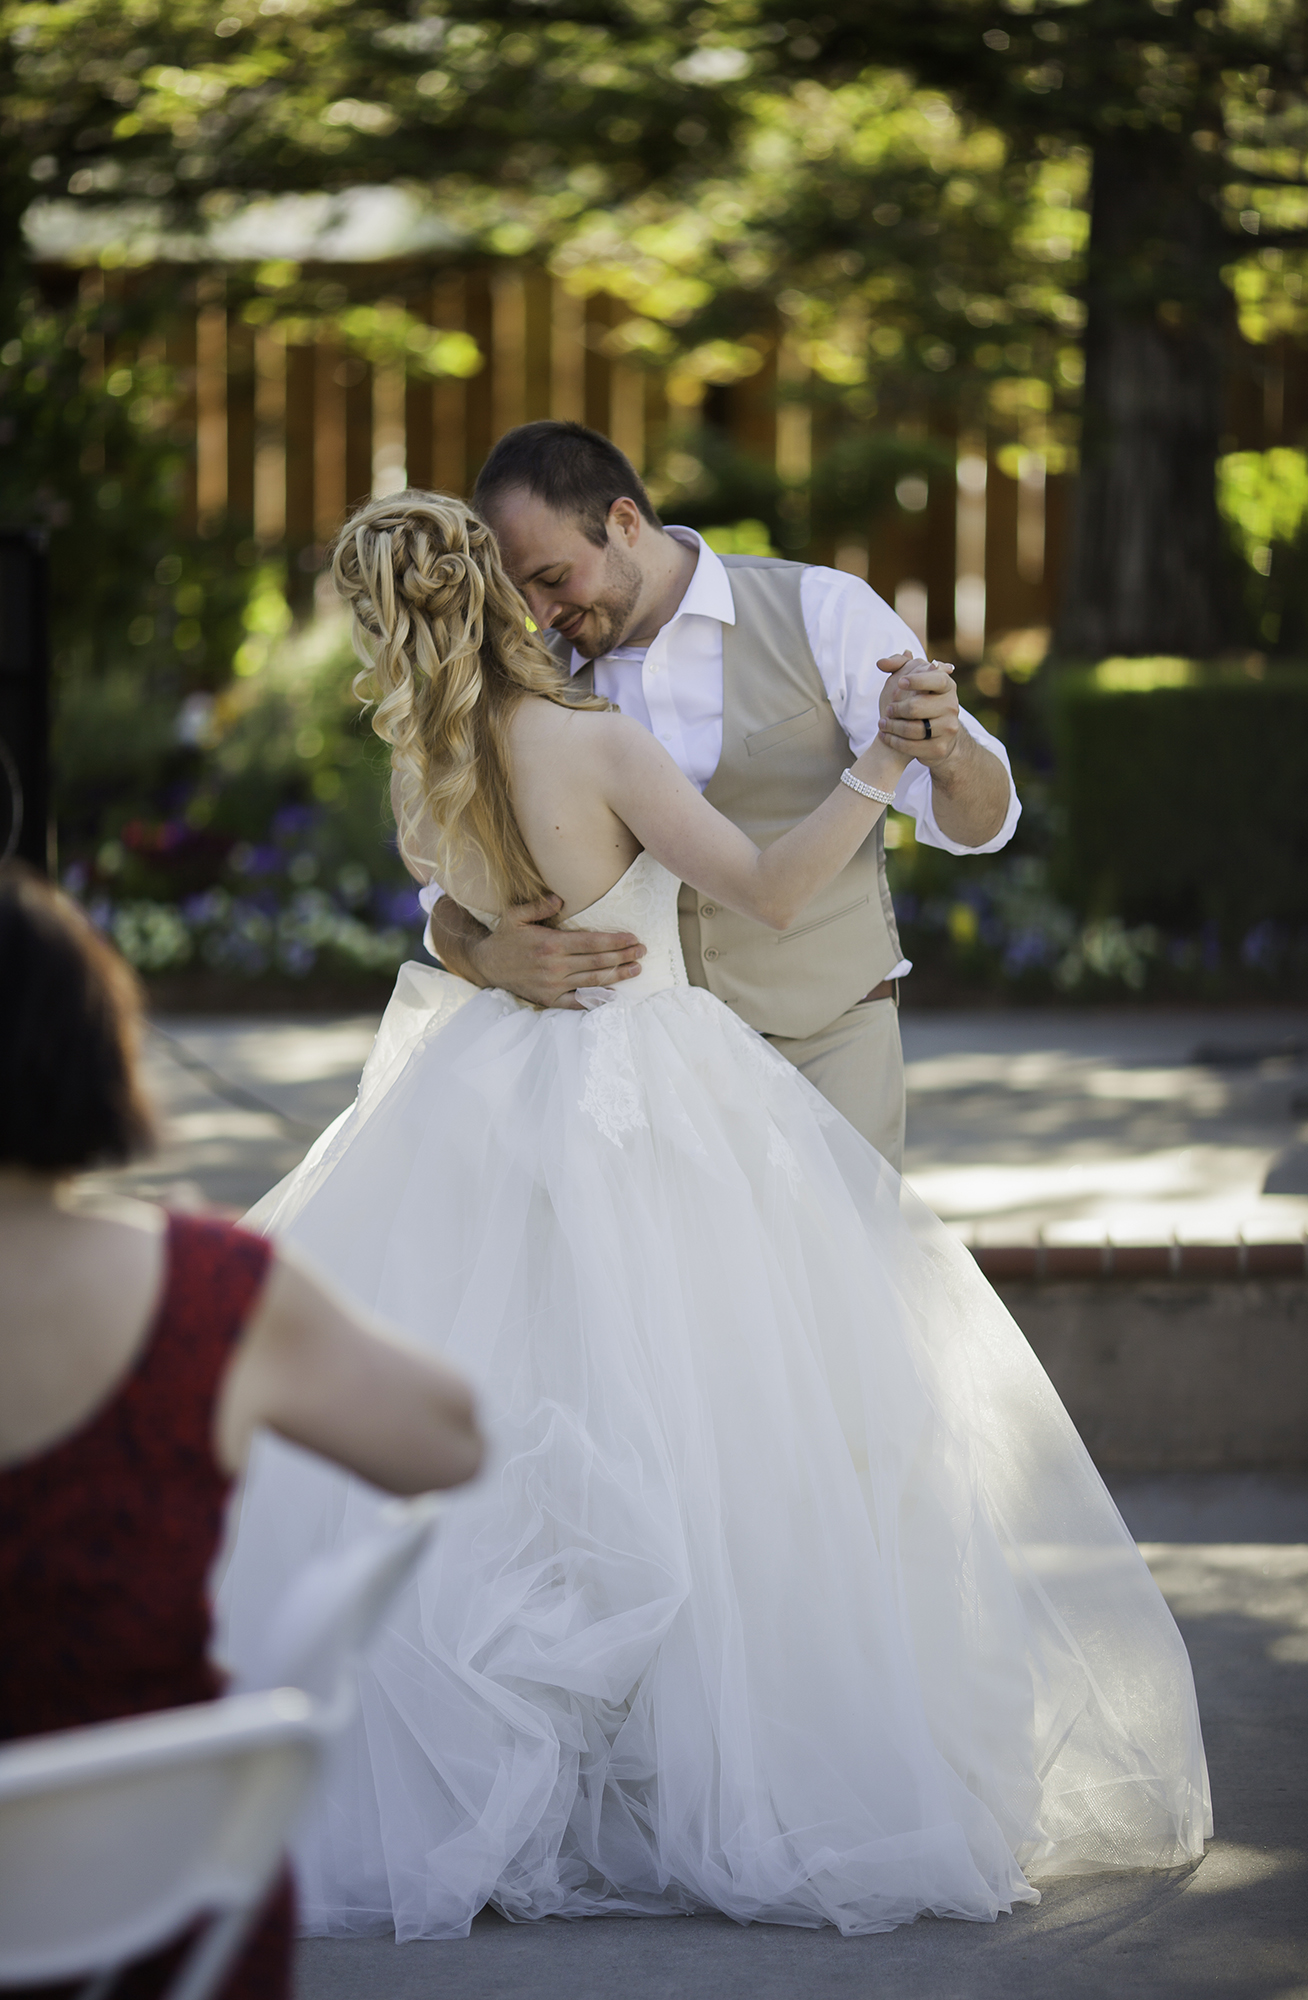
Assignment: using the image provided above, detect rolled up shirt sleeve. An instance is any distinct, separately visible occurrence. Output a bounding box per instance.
[799,566,1020,856]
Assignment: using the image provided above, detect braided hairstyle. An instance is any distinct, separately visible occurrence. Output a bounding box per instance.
[331,489,608,914]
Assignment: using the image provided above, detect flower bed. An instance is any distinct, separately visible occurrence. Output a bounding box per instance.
[92,885,416,984]
[890,850,1308,1003]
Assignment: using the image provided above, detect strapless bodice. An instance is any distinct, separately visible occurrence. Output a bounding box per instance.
[469,852,689,1009]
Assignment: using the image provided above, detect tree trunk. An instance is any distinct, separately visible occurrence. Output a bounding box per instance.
[1055,132,1233,660]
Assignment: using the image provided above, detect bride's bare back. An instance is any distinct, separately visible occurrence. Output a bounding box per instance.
[502,699,643,917]
[440,689,908,943]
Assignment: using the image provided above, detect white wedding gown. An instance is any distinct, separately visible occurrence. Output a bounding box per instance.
[219,852,1210,1940]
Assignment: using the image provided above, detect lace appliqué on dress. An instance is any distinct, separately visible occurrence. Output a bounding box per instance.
[767,1123,803,1197]
[579,1005,650,1147]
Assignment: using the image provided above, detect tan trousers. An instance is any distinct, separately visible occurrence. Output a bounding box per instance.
[764,996,905,1172]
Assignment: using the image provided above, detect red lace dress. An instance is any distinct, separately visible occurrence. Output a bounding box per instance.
[0,1212,294,2000]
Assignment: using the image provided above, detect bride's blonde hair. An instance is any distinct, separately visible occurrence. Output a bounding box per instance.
[331,489,607,911]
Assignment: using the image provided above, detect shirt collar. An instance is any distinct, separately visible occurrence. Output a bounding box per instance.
[567,526,736,676]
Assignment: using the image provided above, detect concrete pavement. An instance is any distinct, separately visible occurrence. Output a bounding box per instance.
[80,1013,381,1215]
[89,1003,1308,1249]
[900,1007,1308,1247]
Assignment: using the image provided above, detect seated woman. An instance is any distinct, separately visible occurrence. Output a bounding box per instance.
[0,862,483,2000]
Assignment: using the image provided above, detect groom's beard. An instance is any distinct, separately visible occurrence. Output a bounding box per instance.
[555,542,643,659]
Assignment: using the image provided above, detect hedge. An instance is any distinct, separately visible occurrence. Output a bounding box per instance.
[1050,667,1308,936]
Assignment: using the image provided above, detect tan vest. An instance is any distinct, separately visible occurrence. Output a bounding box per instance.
[570,557,902,1041]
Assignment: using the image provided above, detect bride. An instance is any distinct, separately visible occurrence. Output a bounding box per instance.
[220,491,1209,1942]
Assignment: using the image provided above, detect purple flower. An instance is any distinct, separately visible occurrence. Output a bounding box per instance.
[181,890,224,925]
[1240,920,1282,973]
[278,939,317,977]
[377,885,422,927]
[271,803,321,841]
[1002,928,1051,976]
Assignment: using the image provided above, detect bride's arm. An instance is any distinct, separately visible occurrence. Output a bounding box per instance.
[598,702,912,934]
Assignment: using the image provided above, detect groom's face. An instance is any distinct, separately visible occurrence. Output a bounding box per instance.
[489,489,643,659]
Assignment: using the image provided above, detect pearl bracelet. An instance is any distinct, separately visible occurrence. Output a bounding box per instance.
[840,768,897,807]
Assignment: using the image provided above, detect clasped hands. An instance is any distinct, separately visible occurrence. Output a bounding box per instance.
[876,651,961,766]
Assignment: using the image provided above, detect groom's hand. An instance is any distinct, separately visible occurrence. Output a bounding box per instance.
[429,893,645,1010]
[875,652,962,766]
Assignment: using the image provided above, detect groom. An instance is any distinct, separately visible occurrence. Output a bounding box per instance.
[426,421,1018,1169]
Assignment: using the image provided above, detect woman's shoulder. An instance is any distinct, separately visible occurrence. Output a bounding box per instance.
[509,694,637,759]
[163,1210,273,1296]
[61,1190,166,1235]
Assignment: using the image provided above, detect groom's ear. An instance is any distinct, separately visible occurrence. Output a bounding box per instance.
[607,497,645,546]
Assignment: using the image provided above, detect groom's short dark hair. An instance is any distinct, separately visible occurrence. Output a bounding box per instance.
[474,421,662,548]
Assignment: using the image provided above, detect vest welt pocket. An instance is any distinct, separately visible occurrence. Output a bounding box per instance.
[744,706,820,757]
[778,892,870,943]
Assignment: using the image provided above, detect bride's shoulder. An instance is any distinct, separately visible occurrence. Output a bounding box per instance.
[509,696,634,759]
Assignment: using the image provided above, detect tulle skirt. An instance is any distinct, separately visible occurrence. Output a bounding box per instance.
[218,966,1210,1940]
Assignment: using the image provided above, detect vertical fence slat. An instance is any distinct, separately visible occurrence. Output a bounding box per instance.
[583,294,613,436]
[611,354,645,472]
[313,343,348,545]
[1043,474,1071,632]
[343,359,373,515]
[463,270,495,490]
[166,295,198,536]
[253,328,287,545]
[491,267,527,438]
[225,310,255,534]
[372,352,407,497]
[643,372,669,482]
[731,341,777,479]
[284,342,316,609]
[923,417,957,652]
[429,273,468,497]
[983,454,1020,640]
[404,285,434,494]
[551,282,586,425]
[194,284,228,534]
[524,269,553,424]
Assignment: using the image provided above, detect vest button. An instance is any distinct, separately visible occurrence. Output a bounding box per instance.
[700,903,716,918]
[703,947,720,962]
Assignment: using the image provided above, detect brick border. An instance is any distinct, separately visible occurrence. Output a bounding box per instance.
[971,1242,1308,1282]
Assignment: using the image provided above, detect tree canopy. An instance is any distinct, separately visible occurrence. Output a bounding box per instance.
[2,0,1307,654]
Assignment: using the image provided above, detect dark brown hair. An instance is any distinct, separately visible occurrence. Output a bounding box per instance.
[472,420,662,547]
[0,863,155,1171]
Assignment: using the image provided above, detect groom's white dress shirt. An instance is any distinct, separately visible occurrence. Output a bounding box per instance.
[422,527,1021,985]
[561,528,1020,985]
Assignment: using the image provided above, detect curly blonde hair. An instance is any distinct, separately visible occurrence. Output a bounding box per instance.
[331,489,607,914]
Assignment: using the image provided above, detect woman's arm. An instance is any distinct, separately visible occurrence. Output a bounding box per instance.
[215,1243,483,1492]
[597,689,913,934]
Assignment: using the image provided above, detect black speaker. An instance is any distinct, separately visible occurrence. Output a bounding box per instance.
[0,529,51,871]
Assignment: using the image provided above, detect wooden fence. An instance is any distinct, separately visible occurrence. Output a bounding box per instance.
[71,260,1308,663]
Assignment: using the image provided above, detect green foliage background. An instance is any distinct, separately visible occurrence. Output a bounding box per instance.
[1,0,1307,990]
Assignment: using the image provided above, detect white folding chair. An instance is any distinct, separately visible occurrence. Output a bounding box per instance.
[0,1493,443,2000]
[0,1688,319,2000]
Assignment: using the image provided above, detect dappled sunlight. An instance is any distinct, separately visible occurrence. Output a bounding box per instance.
[903,1011,1308,1243]
[906,1050,1230,1111]
[1141,1544,1308,1640]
